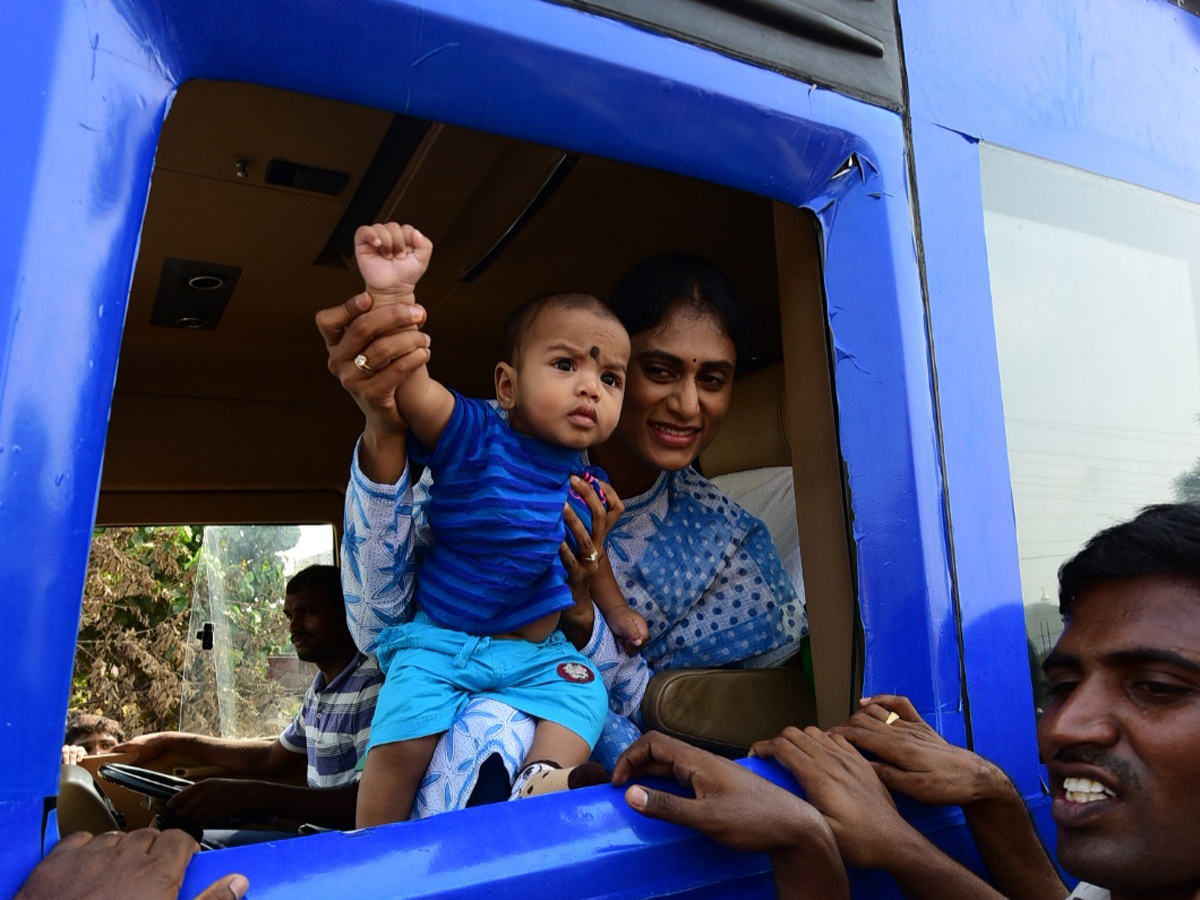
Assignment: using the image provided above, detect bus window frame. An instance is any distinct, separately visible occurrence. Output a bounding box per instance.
[7,0,958,893]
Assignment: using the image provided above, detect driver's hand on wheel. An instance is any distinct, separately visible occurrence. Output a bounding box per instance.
[166,778,255,826]
[12,828,248,900]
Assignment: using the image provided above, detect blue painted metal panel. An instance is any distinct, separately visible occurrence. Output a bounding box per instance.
[900,0,1200,856]
[0,0,172,792]
[908,121,1042,792]
[899,0,1200,203]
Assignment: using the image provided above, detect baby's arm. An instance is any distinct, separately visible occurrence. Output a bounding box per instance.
[591,561,648,654]
[354,223,454,447]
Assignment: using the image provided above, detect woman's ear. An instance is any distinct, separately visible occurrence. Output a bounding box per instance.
[495,362,517,410]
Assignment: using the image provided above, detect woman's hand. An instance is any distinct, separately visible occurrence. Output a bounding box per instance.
[559,477,624,645]
[314,292,431,483]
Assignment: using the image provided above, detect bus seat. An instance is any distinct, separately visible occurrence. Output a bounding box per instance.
[640,363,817,758]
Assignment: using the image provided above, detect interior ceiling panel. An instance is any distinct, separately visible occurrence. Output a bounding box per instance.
[117,78,781,419]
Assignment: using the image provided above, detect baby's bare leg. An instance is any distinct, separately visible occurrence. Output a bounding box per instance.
[356,734,440,827]
[510,722,608,799]
[525,721,590,769]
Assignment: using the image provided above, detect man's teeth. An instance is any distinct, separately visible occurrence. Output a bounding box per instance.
[1063,777,1116,803]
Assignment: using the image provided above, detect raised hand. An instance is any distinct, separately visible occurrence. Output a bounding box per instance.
[353,223,433,302]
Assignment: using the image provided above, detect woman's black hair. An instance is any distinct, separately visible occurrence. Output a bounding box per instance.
[606,251,750,363]
[1057,502,1200,616]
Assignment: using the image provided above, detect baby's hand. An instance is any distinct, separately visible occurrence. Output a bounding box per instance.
[608,606,649,655]
[354,223,433,301]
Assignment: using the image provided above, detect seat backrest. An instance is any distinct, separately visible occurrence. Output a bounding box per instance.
[698,362,790,477]
[699,363,804,603]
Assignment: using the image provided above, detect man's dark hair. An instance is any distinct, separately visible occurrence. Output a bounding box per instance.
[500,292,620,365]
[606,251,750,364]
[65,711,125,745]
[285,564,345,607]
[1058,502,1200,616]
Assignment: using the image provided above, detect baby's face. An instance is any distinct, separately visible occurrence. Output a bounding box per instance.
[504,306,630,449]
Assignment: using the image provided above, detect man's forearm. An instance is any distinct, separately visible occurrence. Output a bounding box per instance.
[236,781,358,830]
[882,827,1011,900]
[152,734,276,775]
[962,774,1066,900]
[771,837,851,900]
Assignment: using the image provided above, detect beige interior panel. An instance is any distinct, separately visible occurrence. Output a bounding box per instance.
[774,201,858,727]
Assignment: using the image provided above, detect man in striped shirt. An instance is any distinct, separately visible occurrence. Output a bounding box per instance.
[115,565,382,833]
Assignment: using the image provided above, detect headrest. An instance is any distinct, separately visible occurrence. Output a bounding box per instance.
[699,362,790,478]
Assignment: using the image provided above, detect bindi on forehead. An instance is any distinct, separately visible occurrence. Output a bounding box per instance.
[590,346,600,360]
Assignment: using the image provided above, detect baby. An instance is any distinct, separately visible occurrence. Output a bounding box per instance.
[353,223,648,826]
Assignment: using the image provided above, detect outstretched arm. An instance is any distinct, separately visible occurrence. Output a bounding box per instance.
[112,733,302,780]
[166,780,358,830]
[832,696,1066,900]
[613,731,850,900]
[354,223,454,448]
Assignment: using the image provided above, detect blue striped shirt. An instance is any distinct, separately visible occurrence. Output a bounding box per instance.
[411,394,602,634]
[279,652,382,787]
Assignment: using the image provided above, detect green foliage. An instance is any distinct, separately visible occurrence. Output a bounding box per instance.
[180,526,306,738]
[73,526,203,734]
[75,524,312,740]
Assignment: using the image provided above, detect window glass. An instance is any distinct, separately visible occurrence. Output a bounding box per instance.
[181,524,336,738]
[980,146,1200,711]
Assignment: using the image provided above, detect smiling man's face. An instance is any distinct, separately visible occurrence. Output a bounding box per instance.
[1038,574,1200,898]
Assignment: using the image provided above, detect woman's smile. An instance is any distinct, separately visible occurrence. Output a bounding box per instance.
[593,305,735,497]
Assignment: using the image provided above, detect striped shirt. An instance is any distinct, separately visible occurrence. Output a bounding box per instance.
[410,394,603,634]
[279,652,382,787]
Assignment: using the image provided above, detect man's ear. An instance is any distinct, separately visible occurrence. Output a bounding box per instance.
[495,362,517,410]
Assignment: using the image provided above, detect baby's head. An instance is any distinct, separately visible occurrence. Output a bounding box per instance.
[496,293,630,450]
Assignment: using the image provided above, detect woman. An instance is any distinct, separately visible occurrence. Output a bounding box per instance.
[316,252,807,816]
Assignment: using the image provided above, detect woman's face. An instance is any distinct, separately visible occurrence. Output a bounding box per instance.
[600,304,736,493]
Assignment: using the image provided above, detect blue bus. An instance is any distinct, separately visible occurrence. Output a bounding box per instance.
[4,0,1200,897]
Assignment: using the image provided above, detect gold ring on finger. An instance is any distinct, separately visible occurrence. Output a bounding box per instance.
[884,711,901,725]
[354,353,374,375]
[582,549,600,563]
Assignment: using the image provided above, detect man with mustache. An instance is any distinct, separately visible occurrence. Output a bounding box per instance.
[616,502,1200,900]
[115,565,381,836]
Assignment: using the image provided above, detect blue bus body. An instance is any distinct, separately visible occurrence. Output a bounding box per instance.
[3,0,1199,896]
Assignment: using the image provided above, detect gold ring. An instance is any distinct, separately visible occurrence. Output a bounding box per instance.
[582,549,600,563]
[884,711,901,725]
[354,353,374,375]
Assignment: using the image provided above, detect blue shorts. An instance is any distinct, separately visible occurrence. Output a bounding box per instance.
[367,613,608,753]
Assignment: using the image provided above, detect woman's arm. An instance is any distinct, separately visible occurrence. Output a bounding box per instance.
[341,445,422,653]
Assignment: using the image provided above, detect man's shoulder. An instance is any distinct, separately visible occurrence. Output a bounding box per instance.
[340,652,383,690]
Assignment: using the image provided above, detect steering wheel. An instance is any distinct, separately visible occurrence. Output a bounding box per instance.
[97,762,278,842]
[98,763,193,801]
